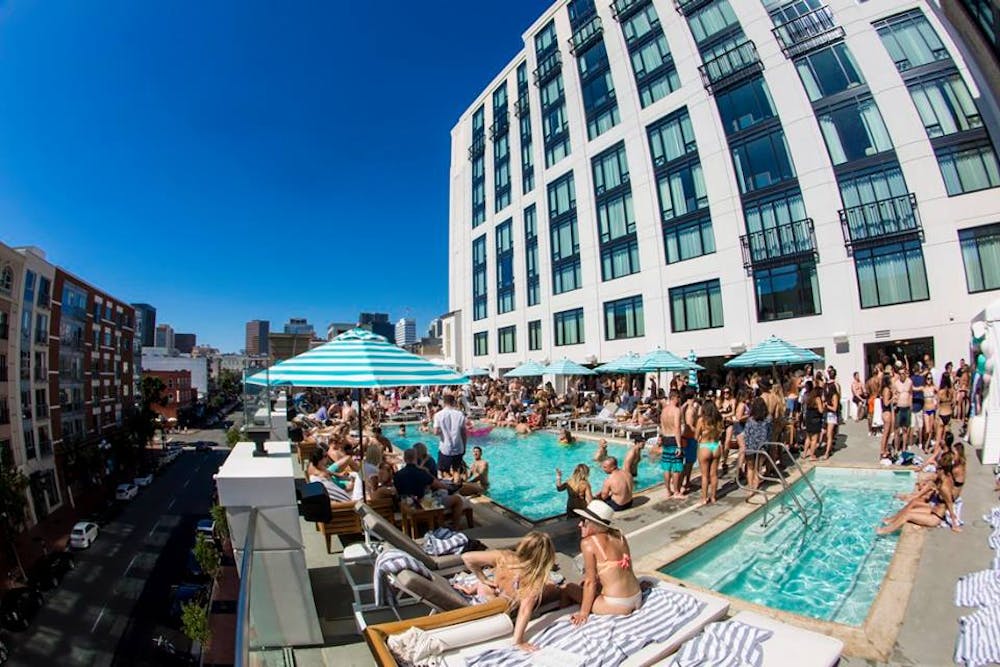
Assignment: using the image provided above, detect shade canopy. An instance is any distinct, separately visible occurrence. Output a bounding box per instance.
[544,358,596,376]
[639,348,704,372]
[724,335,823,368]
[687,350,700,387]
[504,360,548,378]
[464,367,491,377]
[595,353,644,374]
[246,328,469,388]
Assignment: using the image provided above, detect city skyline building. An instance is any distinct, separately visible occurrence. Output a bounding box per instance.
[326,321,354,340]
[448,0,1000,376]
[154,323,174,351]
[358,312,395,340]
[283,317,315,335]
[131,303,156,348]
[174,332,196,354]
[395,317,417,346]
[245,319,270,356]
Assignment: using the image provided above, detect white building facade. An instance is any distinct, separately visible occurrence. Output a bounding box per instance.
[141,348,209,398]
[396,317,417,346]
[449,0,1000,376]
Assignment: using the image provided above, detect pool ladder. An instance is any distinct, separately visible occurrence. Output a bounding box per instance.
[735,442,823,530]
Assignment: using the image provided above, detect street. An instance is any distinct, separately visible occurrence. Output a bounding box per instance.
[5,424,232,667]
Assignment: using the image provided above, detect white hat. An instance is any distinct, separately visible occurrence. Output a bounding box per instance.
[573,500,616,528]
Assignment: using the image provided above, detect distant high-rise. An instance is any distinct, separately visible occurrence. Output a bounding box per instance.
[358,312,394,340]
[154,323,175,351]
[245,320,270,356]
[283,317,315,335]
[132,303,157,347]
[427,317,443,339]
[395,318,417,346]
[174,333,196,354]
[327,321,354,340]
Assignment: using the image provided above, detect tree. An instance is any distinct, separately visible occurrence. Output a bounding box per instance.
[130,376,169,448]
[180,600,211,648]
[225,426,240,447]
[210,504,230,545]
[0,466,30,579]
[193,533,220,581]
[217,370,242,399]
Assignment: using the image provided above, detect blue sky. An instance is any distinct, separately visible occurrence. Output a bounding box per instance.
[0,1,551,351]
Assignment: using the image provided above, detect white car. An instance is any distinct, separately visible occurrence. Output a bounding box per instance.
[115,483,139,501]
[134,473,153,487]
[69,522,99,549]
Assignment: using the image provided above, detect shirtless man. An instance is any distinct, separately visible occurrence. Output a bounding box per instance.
[593,438,608,463]
[514,415,531,435]
[658,390,685,498]
[623,436,645,480]
[467,446,490,490]
[679,387,700,494]
[866,364,883,436]
[597,457,634,511]
[893,366,914,451]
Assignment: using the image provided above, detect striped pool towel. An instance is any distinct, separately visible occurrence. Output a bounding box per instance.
[466,586,705,667]
[955,569,1000,607]
[989,526,1000,551]
[671,620,774,667]
[422,527,469,556]
[373,548,432,606]
[983,506,1000,528]
[955,604,1000,667]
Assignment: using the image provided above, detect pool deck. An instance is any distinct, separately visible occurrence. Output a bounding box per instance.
[292,420,998,666]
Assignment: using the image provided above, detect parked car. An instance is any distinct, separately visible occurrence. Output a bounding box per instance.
[195,519,215,541]
[0,588,43,631]
[115,483,139,501]
[185,551,206,581]
[168,584,208,620]
[134,473,154,487]
[26,552,76,591]
[69,522,100,550]
[195,442,212,453]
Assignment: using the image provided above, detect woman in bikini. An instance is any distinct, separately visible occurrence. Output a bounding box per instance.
[564,500,643,625]
[461,532,560,652]
[696,401,726,505]
[879,374,895,459]
[937,374,954,447]
[878,455,961,534]
[921,374,936,453]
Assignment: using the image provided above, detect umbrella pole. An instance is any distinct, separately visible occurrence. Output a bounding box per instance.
[358,387,366,504]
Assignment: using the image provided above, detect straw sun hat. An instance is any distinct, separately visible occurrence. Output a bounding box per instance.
[573,500,616,528]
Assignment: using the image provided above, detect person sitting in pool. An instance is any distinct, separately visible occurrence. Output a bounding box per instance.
[397,424,407,437]
[623,435,645,479]
[593,438,608,462]
[461,532,563,652]
[597,457,634,511]
[558,428,575,445]
[555,464,593,518]
[465,445,490,492]
[515,415,531,435]
[563,500,643,622]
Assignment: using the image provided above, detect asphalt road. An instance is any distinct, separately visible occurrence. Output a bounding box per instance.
[5,424,233,667]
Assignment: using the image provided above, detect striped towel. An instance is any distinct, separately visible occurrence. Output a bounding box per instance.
[941,497,964,529]
[955,604,1000,667]
[983,506,1000,528]
[466,587,705,667]
[373,548,432,606]
[422,527,469,556]
[671,620,774,667]
[955,569,1000,607]
[989,527,1000,551]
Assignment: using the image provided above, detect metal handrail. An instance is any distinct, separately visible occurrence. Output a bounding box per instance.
[736,442,822,529]
[235,506,258,667]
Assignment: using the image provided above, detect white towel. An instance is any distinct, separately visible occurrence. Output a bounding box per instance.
[955,569,1000,607]
[387,626,445,667]
[955,604,1000,667]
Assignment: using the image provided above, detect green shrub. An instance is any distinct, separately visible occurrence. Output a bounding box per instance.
[180,600,211,647]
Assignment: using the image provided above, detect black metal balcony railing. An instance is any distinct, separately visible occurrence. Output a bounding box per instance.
[467,134,486,161]
[894,47,950,73]
[772,6,845,58]
[489,109,509,140]
[839,193,922,252]
[514,94,530,118]
[569,15,603,55]
[699,40,763,94]
[740,219,817,272]
[675,0,716,17]
[611,0,651,22]
[533,50,563,87]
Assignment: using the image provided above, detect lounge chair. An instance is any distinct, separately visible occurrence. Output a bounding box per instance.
[651,611,844,667]
[576,404,619,433]
[319,497,397,554]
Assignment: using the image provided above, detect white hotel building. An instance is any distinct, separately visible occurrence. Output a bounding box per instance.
[447,0,1000,377]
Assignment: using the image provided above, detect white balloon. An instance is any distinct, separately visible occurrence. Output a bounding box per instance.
[972,321,988,339]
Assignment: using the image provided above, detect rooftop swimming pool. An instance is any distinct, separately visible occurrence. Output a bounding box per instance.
[660,467,914,626]
[390,427,661,521]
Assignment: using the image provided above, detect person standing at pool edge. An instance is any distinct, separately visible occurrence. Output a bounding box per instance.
[434,393,468,476]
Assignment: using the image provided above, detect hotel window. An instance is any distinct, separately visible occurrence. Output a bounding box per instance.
[554,308,584,346]
[854,240,929,307]
[498,326,516,354]
[36,277,50,308]
[24,428,35,460]
[907,73,982,137]
[524,205,540,306]
[471,106,486,227]
[536,20,571,167]
[663,216,715,265]
[548,173,581,294]
[669,279,724,332]
[937,142,1000,195]
[528,319,542,350]
[656,162,708,223]
[959,223,1000,293]
[647,108,697,167]
[715,77,776,136]
[577,42,620,140]
[731,128,796,194]
[958,0,998,55]
[593,143,640,280]
[23,270,35,303]
[604,295,645,340]
[35,313,48,345]
[620,4,679,107]
[493,82,511,213]
[794,43,865,102]
[875,10,950,73]
[472,235,488,321]
[473,332,489,356]
[0,266,11,294]
[754,262,821,321]
[496,219,515,314]
[817,97,893,165]
[0,311,7,339]
[517,63,535,194]
[687,0,739,46]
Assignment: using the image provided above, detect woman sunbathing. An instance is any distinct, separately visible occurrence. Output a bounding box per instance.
[878,455,961,534]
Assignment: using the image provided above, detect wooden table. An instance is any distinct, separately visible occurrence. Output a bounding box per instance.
[400,503,446,539]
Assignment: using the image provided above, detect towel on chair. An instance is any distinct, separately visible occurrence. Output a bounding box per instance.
[671,620,774,667]
[466,586,705,667]
[374,549,432,607]
[423,527,469,556]
[955,604,1000,667]
[955,569,1000,608]
[387,626,445,667]
[983,506,1000,529]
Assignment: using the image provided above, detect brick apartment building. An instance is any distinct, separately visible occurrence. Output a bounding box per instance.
[142,369,194,421]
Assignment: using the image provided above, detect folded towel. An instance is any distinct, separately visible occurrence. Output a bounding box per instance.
[466,587,705,667]
[374,549,432,607]
[387,626,444,667]
[671,620,774,667]
[955,604,1000,667]
[423,527,469,556]
[955,569,1000,608]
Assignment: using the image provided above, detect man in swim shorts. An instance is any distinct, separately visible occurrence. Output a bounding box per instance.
[679,386,700,494]
[658,390,685,498]
[597,457,634,511]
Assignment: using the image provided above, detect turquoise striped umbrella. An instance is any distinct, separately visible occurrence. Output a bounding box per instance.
[544,358,596,376]
[724,335,823,368]
[246,328,468,387]
[504,360,548,378]
[464,367,491,377]
[595,353,643,374]
[639,348,704,372]
[687,350,700,388]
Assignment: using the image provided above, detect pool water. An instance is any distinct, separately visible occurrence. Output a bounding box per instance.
[660,467,914,626]
[388,427,662,521]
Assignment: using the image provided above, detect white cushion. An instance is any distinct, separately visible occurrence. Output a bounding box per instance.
[426,613,513,651]
[730,611,843,667]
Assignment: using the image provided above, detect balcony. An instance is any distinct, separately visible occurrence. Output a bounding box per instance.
[772,6,845,58]
[839,193,922,252]
[698,40,763,94]
[488,109,509,140]
[611,0,651,22]
[533,50,562,87]
[568,15,603,55]
[467,134,486,161]
[513,93,530,118]
[740,219,817,273]
[674,0,716,17]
